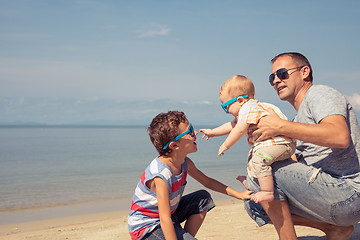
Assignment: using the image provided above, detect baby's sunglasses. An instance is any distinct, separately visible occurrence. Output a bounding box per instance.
[269,66,305,86]
[221,95,248,114]
[162,123,195,149]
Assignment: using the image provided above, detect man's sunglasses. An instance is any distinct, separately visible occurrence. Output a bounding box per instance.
[163,123,195,149]
[269,66,305,86]
[221,95,248,114]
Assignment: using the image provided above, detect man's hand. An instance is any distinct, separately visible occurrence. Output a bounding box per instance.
[252,108,284,142]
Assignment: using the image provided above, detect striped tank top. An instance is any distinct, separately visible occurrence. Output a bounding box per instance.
[128,157,188,240]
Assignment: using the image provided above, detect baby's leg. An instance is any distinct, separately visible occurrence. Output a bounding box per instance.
[250,175,274,203]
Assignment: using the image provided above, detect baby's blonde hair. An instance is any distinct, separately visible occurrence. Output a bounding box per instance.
[219,75,255,98]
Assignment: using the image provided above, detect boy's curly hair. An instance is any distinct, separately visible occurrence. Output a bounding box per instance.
[148,111,188,156]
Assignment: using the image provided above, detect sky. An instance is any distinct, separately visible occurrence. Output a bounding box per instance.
[1,0,360,125]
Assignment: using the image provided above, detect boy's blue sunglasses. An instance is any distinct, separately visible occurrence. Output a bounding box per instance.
[221,95,248,113]
[163,123,195,149]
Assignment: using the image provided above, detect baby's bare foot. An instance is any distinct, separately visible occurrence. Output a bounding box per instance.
[250,191,274,203]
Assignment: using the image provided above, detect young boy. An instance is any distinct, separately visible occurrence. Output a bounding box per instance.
[128,111,252,240]
[200,75,296,203]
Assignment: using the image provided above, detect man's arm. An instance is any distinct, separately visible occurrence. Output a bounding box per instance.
[253,109,349,149]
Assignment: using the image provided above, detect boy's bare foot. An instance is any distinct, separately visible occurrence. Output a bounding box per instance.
[250,191,274,203]
[324,224,354,240]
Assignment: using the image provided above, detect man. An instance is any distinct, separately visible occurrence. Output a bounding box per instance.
[244,52,360,240]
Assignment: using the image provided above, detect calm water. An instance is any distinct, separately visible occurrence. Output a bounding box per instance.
[0,126,250,224]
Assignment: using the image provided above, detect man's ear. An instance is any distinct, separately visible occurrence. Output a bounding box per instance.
[302,66,311,81]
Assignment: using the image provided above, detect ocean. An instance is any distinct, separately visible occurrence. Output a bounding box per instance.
[0,126,250,225]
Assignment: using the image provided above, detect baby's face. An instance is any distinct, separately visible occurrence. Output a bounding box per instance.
[220,92,242,117]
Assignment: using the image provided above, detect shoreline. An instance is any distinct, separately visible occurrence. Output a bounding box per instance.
[0,184,235,226]
[2,198,359,240]
[0,198,131,226]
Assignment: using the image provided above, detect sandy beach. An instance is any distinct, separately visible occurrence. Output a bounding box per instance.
[1,198,359,240]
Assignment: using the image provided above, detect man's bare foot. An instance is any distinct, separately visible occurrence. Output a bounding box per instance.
[236,175,247,186]
[324,224,354,240]
[250,191,274,203]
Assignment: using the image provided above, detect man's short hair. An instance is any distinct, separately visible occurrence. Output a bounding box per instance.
[271,52,313,82]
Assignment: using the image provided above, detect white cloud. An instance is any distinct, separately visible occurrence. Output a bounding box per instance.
[76,97,99,105]
[1,97,25,107]
[86,97,99,102]
[198,100,212,105]
[16,97,25,106]
[137,23,171,38]
[348,93,360,110]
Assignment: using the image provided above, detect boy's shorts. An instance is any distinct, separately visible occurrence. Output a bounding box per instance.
[143,190,215,240]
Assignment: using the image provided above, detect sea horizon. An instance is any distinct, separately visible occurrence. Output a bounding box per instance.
[0,125,249,225]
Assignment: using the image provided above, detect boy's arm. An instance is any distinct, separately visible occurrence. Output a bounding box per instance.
[152,177,177,240]
[200,121,236,140]
[219,121,249,156]
[187,157,252,200]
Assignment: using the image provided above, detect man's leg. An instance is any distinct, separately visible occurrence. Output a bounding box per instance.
[244,159,360,239]
[243,176,297,239]
[292,214,354,240]
[245,198,354,240]
[260,200,297,240]
[271,160,360,226]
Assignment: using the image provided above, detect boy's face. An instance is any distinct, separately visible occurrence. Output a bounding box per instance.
[219,92,242,117]
[176,122,198,155]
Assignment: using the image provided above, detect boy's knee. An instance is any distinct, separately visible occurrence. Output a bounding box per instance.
[198,190,213,203]
[194,190,215,212]
[197,189,212,199]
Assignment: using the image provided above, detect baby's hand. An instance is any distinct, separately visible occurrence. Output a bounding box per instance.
[199,129,214,140]
[218,144,229,156]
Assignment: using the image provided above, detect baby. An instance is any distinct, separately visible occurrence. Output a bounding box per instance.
[200,75,296,203]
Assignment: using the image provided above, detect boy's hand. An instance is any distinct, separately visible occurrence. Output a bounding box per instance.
[218,144,229,156]
[199,129,215,140]
[241,190,253,200]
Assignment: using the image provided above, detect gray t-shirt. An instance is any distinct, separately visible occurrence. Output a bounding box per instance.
[294,85,360,190]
